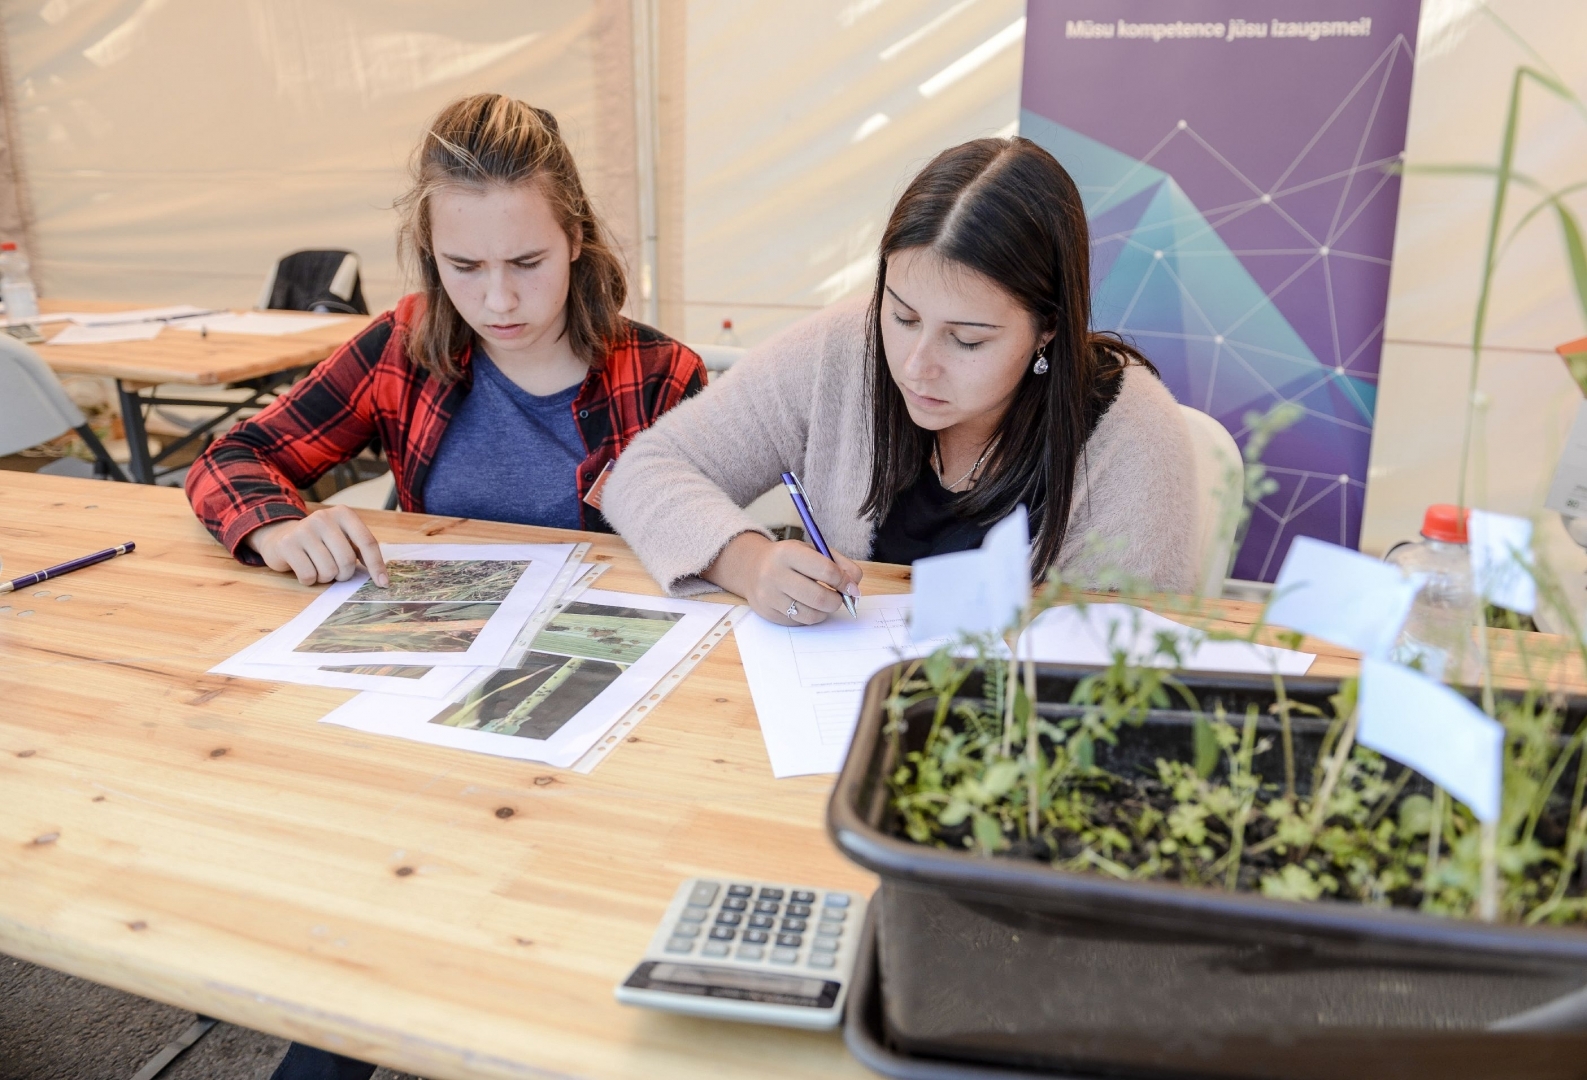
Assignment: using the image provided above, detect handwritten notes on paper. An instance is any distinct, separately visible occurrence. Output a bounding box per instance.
[1266,537,1419,658]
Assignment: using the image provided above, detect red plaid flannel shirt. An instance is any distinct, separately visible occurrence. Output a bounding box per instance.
[186,294,705,563]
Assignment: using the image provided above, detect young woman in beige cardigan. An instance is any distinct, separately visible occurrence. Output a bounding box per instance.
[605,136,1198,626]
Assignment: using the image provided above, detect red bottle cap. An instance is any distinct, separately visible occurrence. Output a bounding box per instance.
[722,319,733,329]
[0,242,16,251]
[1421,504,1469,543]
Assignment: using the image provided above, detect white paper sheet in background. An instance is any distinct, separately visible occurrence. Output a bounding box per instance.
[169,312,349,336]
[319,590,733,768]
[736,596,1317,779]
[243,543,571,668]
[1469,509,1537,615]
[75,305,214,325]
[46,322,163,344]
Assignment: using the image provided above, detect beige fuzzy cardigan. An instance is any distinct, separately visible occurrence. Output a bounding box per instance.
[603,300,1199,596]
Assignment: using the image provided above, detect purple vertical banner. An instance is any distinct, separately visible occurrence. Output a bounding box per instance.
[1020,2,1420,580]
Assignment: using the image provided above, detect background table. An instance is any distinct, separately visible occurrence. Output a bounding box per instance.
[0,472,1571,1079]
[35,299,372,484]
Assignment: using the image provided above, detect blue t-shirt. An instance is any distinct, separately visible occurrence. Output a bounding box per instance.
[422,349,587,529]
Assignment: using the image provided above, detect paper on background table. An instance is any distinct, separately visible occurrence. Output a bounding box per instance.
[75,305,213,326]
[1266,536,1419,659]
[46,321,164,345]
[169,311,348,336]
[208,549,601,697]
[1359,657,1502,823]
[319,589,732,768]
[247,542,571,668]
[1020,604,1315,676]
[737,596,1318,779]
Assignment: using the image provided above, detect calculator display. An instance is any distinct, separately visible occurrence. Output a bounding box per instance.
[625,962,840,1008]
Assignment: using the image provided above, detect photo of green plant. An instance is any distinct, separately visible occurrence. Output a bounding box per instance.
[428,601,684,739]
[294,601,498,654]
[346,560,530,604]
[323,663,431,678]
[432,652,624,739]
[534,602,683,664]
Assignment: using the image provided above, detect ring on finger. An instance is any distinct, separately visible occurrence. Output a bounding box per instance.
[786,600,799,619]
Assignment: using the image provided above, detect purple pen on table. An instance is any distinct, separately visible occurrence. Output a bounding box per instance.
[780,471,859,617]
[0,542,135,594]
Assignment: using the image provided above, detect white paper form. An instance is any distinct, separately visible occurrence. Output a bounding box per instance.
[319,590,732,768]
[737,595,942,778]
[169,312,348,336]
[245,542,572,668]
[75,305,214,326]
[737,596,1317,779]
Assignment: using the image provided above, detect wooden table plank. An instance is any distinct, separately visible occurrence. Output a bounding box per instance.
[35,298,371,386]
[2,472,1579,1078]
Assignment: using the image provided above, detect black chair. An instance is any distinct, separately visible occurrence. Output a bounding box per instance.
[257,250,368,315]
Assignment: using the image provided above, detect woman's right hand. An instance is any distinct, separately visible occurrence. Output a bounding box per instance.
[705,532,862,625]
[245,507,389,587]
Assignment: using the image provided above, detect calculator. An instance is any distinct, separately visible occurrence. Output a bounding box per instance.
[615,878,867,1030]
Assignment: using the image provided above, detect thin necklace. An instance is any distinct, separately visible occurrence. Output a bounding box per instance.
[933,439,994,492]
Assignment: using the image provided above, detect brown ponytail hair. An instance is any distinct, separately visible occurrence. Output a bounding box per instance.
[395,93,627,380]
[859,137,1156,577]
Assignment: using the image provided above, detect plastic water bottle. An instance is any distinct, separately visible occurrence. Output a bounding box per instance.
[1385,504,1481,684]
[714,318,741,347]
[0,241,39,323]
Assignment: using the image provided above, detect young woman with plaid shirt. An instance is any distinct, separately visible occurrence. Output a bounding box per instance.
[186,94,704,591]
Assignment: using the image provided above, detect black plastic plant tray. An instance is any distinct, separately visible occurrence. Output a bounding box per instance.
[829,663,1587,1080]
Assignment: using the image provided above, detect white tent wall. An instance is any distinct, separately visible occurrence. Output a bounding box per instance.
[1363,0,1587,561]
[3,0,643,312]
[682,0,1022,345]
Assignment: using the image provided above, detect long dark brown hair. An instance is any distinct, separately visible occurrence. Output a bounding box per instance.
[859,137,1155,577]
[395,93,628,380]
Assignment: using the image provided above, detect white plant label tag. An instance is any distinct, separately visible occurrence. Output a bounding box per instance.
[1266,536,1419,658]
[1358,657,1503,824]
[1545,399,1587,516]
[1468,509,1536,616]
[910,505,1030,641]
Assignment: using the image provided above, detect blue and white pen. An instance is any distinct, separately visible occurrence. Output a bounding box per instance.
[780,471,859,618]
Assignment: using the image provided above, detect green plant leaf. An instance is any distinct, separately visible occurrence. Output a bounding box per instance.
[1553,200,1587,329]
[1193,715,1220,779]
[981,760,1021,800]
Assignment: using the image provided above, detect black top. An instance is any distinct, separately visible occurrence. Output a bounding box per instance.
[869,361,1130,567]
[870,462,999,565]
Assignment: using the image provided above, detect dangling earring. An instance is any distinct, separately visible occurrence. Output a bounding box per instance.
[1033,348,1049,375]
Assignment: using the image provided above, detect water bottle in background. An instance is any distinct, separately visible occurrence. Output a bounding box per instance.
[714,318,741,347]
[0,241,39,324]
[1385,504,1481,684]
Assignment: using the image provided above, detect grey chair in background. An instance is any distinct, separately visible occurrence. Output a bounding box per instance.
[0,335,127,481]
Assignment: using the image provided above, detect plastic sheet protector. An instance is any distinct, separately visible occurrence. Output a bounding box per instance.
[241,543,572,668]
[211,551,601,696]
[319,589,735,768]
[736,596,1316,779]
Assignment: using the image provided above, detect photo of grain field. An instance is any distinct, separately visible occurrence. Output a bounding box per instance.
[432,652,623,739]
[346,560,530,603]
[427,601,685,739]
[534,602,682,665]
[294,601,497,654]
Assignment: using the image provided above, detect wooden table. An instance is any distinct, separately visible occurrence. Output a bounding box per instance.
[35,299,372,484]
[2,472,1573,1079]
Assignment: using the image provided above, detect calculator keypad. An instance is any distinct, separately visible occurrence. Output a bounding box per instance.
[659,879,856,975]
